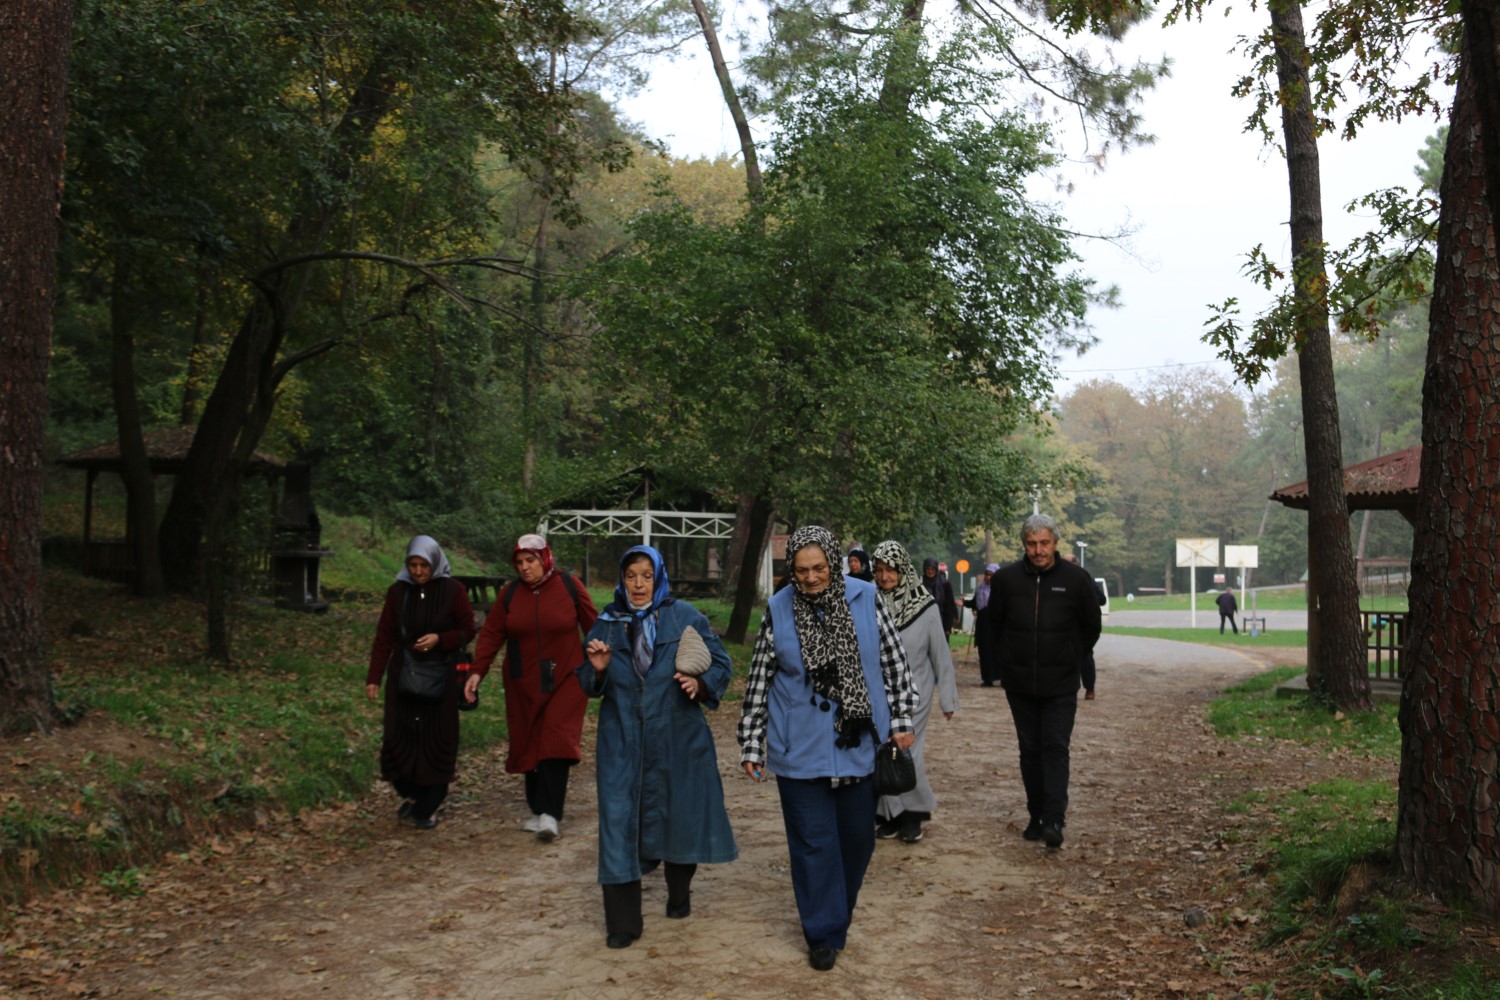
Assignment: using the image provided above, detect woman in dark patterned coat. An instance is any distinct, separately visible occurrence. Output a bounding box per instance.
[365,535,477,830]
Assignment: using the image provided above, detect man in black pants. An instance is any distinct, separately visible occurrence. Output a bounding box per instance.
[1216,588,1239,634]
[987,514,1102,849]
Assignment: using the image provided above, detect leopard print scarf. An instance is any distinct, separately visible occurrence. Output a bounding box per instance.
[787,526,875,748]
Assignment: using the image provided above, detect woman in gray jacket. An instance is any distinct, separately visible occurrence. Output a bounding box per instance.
[870,540,959,843]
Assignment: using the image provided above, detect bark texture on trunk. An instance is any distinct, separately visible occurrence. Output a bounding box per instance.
[1397,46,1500,913]
[0,0,73,734]
[1269,0,1369,711]
[726,493,775,645]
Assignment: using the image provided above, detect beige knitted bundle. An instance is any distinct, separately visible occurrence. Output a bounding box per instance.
[674,625,711,676]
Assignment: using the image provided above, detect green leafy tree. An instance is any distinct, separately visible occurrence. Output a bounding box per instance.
[586,31,1095,641]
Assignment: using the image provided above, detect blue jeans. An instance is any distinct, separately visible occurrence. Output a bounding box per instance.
[1004,692,1078,826]
[775,775,877,950]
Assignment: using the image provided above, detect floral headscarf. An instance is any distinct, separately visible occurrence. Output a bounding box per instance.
[604,545,673,678]
[512,533,555,589]
[397,535,453,582]
[786,525,875,748]
[871,540,934,631]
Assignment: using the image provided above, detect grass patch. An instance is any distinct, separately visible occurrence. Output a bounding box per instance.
[1106,626,1310,647]
[1119,590,1408,613]
[1208,671,1499,997]
[319,512,496,598]
[1207,667,1400,759]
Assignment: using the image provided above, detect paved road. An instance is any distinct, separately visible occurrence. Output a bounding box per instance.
[1105,607,1308,631]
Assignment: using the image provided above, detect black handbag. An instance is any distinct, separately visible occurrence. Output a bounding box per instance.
[395,588,453,703]
[398,649,451,702]
[873,739,917,796]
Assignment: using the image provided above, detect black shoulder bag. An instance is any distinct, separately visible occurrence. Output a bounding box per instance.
[396,588,454,703]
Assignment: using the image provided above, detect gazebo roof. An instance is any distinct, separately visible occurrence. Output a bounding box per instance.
[59,426,287,475]
[1269,444,1421,512]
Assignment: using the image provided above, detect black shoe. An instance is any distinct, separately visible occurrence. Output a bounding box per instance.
[1041,822,1064,849]
[397,800,414,822]
[413,815,439,831]
[809,947,837,971]
[1022,818,1043,841]
[875,817,902,840]
[666,897,691,919]
[606,932,638,949]
[899,816,924,843]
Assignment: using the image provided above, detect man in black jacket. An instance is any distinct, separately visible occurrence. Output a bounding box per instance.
[987,514,1102,849]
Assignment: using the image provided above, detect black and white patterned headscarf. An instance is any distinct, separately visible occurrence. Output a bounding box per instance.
[787,525,875,748]
[872,540,934,631]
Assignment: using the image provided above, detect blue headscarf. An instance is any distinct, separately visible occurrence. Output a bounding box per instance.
[605,545,672,677]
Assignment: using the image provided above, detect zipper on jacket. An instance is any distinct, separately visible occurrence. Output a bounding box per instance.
[1033,573,1041,691]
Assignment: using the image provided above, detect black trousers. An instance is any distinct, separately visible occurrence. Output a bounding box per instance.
[524,758,575,820]
[1219,611,1238,634]
[601,863,696,937]
[1004,691,1078,826]
[393,779,448,822]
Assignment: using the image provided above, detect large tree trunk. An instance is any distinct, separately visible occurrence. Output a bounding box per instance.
[1269,0,1370,711]
[157,58,397,588]
[0,0,74,735]
[690,0,762,209]
[1397,45,1500,914]
[1462,0,1500,242]
[877,0,927,115]
[110,254,165,597]
[725,492,775,645]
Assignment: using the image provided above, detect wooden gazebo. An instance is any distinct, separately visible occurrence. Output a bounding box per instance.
[58,427,289,584]
[1269,444,1420,691]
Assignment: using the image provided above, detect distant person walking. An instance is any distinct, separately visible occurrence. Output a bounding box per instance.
[1216,588,1239,635]
[987,515,1101,850]
[921,558,958,634]
[974,563,1002,687]
[845,547,875,583]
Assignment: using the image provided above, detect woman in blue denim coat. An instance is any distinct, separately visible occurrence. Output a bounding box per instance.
[579,545,738,950]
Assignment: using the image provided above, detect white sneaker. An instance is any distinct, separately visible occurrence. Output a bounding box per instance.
[537,813,559,842]
[522,814,542,833]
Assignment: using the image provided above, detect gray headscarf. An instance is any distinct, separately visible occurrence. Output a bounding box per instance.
[397,534,453,582]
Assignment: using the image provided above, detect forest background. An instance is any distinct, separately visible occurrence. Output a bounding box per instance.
[36,0,1440,625]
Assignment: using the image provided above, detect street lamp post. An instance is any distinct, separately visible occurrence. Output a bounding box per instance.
[1075,540,1088,569]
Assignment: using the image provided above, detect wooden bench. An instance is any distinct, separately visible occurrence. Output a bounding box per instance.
[455,575,507,614]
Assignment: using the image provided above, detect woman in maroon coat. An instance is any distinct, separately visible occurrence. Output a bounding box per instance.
[467,534,597,841]
[366,535,477,830]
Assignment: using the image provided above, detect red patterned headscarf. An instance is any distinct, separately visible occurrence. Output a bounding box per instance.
[512,533,555,587]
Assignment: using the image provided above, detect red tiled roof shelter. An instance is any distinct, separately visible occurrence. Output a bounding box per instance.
[1269,444,1419,692]
[1269,445,1421,523]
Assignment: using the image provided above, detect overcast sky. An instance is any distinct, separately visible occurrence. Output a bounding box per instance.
[615,5,1448,400]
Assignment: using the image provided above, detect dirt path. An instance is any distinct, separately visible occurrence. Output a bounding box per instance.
[4,636,1392,999]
